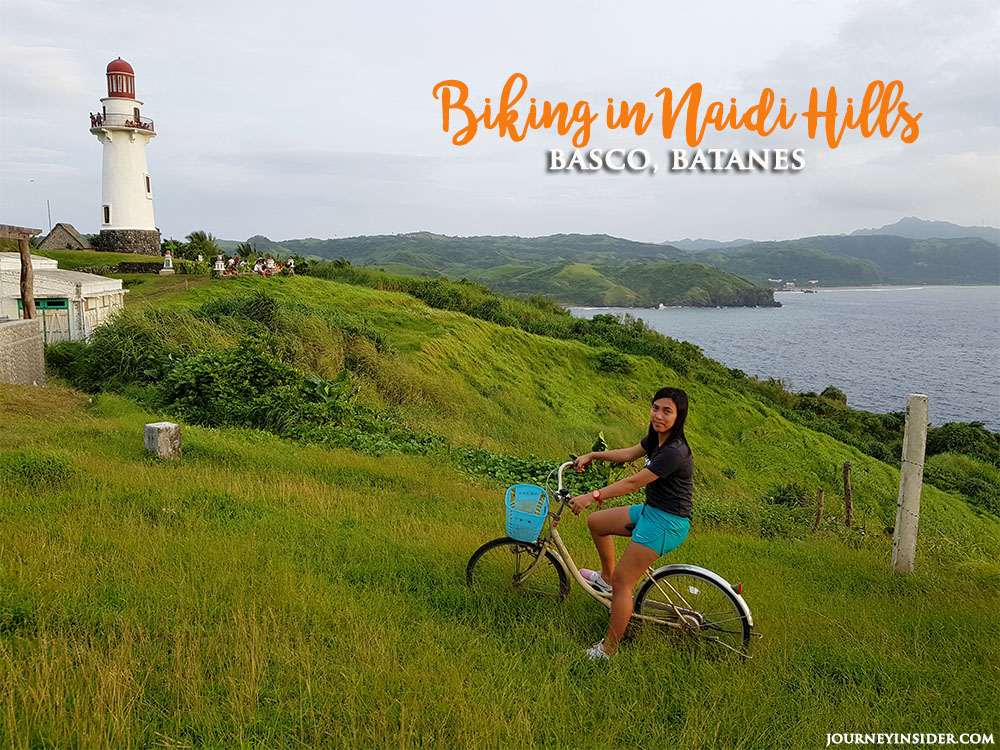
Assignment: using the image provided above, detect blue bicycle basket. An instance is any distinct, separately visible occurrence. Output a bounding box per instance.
[505,484,549,542]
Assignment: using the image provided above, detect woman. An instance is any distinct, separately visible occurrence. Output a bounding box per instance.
[569,386,693,660]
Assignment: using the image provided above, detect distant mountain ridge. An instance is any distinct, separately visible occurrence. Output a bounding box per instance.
[662,237,755,251]
[701,236,998,285]
[224,218,999,290]
[664,217,999,250]
[851,217,999,243]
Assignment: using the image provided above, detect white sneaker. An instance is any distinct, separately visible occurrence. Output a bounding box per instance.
[581,568,612,595]
[586,640,610,660]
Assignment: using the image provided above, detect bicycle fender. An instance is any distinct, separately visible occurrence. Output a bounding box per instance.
[648,563,754,626]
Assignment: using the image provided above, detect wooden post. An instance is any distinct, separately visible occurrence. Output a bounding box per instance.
[0,225,42,320]
[813,487,824,532]
[892,394,928,575]
[843,461,853,527]
[18,236,36,320]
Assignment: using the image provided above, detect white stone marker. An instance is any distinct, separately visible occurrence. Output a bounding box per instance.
[144,422,182,460]
[892,394,928,575]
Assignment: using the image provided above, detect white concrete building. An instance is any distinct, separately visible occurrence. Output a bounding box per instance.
[90,58,159,255]
[0,253,125,345]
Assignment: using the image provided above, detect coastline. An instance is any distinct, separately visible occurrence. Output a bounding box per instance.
[569,285,999,430]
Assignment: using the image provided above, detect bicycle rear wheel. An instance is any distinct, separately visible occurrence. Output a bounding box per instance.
[466,537,570,601]
[633,568,751,653]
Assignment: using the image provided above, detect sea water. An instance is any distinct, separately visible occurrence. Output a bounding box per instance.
[570,285,1000,430]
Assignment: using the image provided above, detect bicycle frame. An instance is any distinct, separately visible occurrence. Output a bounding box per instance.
[529,462,754,646]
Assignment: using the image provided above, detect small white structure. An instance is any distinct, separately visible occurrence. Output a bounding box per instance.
[90,58,159,255]
[144,422,182,460]
[0,253,125,344]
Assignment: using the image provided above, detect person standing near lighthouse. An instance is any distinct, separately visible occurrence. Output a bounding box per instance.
[90,58,160,255]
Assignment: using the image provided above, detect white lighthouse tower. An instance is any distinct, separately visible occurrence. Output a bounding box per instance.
[90,58,160,255]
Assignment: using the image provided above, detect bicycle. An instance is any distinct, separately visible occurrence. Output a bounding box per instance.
[466,460,760,656]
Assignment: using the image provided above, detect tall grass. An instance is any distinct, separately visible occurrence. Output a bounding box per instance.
[1,386,998,748]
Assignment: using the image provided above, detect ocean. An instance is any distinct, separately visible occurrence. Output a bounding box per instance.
[570,285,1000,431]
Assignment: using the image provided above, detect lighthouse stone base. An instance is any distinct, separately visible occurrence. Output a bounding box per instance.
[97,229,161,256]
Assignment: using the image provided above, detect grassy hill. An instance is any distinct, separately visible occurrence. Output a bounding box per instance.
[602,263,778,307]
[468,261,640,306]
[249,232,685,270]
[4,262,998,746]
[703,248,884,286]
[466,262,778,307]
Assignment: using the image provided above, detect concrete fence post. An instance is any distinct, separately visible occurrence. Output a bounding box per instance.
[892,394,928,575]
[144,422,182,460]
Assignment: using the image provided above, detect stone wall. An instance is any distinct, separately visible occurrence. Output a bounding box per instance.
[0,318,45,386]
[97,229,161,256]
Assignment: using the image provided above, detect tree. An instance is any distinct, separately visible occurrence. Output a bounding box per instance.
[185,231,220,259]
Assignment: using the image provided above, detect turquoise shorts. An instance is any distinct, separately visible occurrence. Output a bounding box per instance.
[628,504,690,556]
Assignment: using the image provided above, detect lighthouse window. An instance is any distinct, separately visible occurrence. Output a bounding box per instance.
[145,174,151,195]
[103,205,111,224]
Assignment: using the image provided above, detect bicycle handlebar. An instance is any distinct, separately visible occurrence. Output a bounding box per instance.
[556,460,576,491]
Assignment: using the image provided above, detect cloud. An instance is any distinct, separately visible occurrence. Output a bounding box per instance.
[0,0,996,241]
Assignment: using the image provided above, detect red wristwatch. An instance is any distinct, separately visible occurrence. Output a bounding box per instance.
[592,490,603,507]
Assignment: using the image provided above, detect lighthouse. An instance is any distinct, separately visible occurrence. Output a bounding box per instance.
[90,58,159,255]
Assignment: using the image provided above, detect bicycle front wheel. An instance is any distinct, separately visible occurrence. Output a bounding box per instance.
[466,537,570,601]
[634,568,751,653]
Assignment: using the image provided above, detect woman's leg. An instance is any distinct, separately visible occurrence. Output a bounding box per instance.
[604,541,660,655]
[586,506,632,581]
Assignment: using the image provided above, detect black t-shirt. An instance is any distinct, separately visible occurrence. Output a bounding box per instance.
[639,435,694,518]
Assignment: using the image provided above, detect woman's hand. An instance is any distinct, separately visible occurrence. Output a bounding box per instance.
[569,494,592,515]
[573,453,594,472]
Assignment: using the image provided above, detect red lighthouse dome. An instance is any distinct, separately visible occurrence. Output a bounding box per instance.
[106,58,136,99]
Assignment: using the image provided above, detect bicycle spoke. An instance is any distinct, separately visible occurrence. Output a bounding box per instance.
[467,538,569,601]
[635,571,750,653]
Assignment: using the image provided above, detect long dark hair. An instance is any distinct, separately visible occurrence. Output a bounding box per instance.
[645,387,691,456]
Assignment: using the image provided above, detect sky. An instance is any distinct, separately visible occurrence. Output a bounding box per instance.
[1,0,998,244]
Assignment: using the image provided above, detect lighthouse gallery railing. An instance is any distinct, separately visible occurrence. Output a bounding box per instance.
[89,113,155,132]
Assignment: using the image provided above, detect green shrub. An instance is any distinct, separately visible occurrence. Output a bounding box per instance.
[45,341,88,383]
[158,339,329,432]
[594,350,632,375]
[820,385,848,404]
[927,422,999,466]
[46,312,179,392]
[925,453,1000,516]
